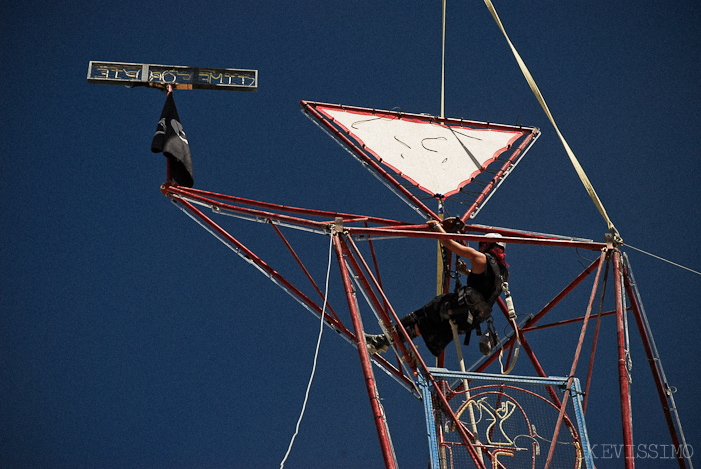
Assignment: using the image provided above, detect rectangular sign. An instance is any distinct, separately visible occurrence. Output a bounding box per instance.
[87,61,257,91]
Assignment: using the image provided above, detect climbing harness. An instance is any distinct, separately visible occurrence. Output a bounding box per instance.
[450,253,506,347]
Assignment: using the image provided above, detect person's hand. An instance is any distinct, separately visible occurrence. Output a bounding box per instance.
[456,259,470,275]
[427,220,444,232]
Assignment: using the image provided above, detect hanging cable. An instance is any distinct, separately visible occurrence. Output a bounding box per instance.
[279,233,335,468]
[624,243,701,276]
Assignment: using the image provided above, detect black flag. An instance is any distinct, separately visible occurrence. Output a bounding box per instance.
[151,92,194,187]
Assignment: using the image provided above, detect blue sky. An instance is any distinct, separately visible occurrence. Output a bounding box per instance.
[2,1,699,468]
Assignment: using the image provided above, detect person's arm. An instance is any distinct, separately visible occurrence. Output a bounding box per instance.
[427,220,487,274]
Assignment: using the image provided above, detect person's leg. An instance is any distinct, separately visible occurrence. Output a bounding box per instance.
[365,313,421,354]
[365,294,454,355]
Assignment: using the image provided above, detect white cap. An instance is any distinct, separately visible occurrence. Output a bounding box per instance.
[483,232,506,249]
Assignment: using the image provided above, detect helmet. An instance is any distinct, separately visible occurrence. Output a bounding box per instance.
[482,232,506,249]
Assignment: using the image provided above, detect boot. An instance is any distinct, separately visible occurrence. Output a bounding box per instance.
[365,319,420,355]
[365,333,390,355]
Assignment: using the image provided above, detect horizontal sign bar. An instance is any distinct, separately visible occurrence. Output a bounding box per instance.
[87,61,257,91]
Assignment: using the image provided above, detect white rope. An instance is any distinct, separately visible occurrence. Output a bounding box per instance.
[624,243,701,276]
[497,318,520,375]
[279,233,335,468]
[450,320,485,464]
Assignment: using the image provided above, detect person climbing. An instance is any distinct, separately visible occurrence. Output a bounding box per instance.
[365,219,509,357]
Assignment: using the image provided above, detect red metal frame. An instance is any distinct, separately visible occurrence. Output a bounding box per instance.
[161,182,688,468]
[624,266,688,469]
[333,234,397,468]
[614,251,635,468]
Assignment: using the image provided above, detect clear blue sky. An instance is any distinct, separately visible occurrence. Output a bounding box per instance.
[2,1,699,467]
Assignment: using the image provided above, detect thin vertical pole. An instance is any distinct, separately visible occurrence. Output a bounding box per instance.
[165,84,173,182]
[437,0,447,444]
[333,234,396,469]
[440,0,447,119]
[451,322,484,465]
[614,250,635,467]
[436,201,445,297]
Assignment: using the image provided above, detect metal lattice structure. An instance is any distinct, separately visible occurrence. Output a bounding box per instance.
[159,168,690,468]
[128,97,689,468]
[87,51,692,469]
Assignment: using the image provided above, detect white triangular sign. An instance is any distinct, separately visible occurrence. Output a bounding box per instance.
[320,107,526,197]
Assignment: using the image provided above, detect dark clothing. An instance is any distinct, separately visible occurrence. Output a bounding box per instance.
[403,254,507,356]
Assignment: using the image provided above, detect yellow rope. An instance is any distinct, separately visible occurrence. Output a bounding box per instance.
[483,0,621,243]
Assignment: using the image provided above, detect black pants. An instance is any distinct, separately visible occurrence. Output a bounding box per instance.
[400,293,475,357]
